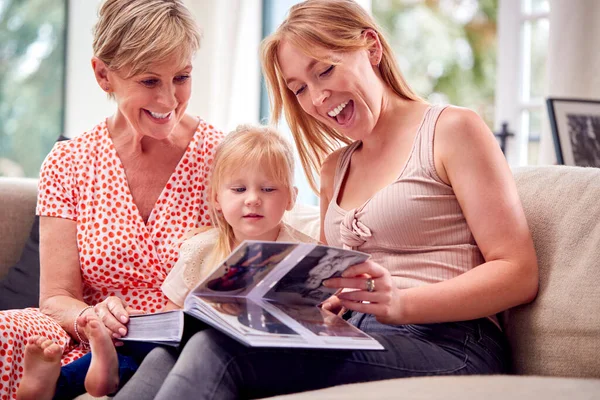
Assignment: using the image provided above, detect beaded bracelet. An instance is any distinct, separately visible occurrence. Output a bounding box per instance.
[73,305,94,346]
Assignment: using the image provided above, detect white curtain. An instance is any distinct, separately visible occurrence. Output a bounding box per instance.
[539,0,600,163]
[185,0,262,133]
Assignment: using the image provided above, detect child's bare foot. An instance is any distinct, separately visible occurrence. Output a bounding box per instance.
[80,314,120,397]
[16,336,62,400]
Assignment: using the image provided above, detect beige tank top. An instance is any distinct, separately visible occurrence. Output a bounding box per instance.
[324,105,486,290]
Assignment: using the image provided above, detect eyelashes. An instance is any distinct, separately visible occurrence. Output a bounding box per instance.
[140,75,191,88]
[292,65,335,96]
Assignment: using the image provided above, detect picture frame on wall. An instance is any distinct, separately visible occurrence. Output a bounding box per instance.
[546,98,600,167]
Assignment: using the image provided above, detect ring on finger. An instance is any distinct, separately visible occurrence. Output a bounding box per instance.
[365,278,375,292]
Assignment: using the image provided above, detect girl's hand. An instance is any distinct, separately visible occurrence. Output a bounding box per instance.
[323,260,403,324]
[93,296,132,338]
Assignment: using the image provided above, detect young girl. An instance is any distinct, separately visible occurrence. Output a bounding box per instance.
[161,124,317,308]
[16,125,316,400]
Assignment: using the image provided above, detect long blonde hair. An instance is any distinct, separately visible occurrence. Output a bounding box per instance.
[260,0,421,193]
[202,125,297,268]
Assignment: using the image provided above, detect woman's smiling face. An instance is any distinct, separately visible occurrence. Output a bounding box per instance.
[276,38,384,141]
[107,52,193,140]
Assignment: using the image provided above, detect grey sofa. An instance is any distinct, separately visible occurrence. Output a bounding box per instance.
[2,166,600,399]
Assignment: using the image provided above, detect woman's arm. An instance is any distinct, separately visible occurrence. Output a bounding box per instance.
[334,107,538,324]
[39,216,130,339]
[318,149,345,313]
[39,216,89,336]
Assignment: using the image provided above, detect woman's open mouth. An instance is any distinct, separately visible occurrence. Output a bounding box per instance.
[327,100,355,127]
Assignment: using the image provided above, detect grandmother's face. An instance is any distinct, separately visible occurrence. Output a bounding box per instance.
[108,52,193,140]
[277,38,384,142]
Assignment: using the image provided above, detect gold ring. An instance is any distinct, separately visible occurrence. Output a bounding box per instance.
[366,278,375,292]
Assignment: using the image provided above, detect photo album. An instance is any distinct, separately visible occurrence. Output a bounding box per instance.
[122,241,384,350]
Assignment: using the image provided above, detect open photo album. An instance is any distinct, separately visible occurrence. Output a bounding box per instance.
[123,241,384,350]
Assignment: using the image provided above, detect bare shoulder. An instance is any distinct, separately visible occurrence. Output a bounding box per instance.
[434,106,498,182]
[436,106,488,142]
[320,146,347,199]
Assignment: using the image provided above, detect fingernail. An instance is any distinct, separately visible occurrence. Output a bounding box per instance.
[322,280,330,287]
[112,332,121,339]
[119,328,127,336]
[115,341,124,347]
[120,315,128,323]
[341,271,350,278]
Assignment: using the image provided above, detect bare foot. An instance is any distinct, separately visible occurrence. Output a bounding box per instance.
[16,336,62,400]
[81,314,120,397]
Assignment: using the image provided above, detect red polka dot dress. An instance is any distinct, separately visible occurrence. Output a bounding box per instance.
[0,118,223,399]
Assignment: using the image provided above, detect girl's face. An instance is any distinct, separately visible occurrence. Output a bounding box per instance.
[94,52,193,140]
[215,163,295,243]
[276,37,384,142]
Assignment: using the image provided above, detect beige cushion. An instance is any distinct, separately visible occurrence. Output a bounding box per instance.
[268,375,600,400]
[508,166,600,378]
[284,202,320,241]
[0,178,38,278]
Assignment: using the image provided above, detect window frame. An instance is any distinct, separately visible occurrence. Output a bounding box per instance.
[495,0,549,166]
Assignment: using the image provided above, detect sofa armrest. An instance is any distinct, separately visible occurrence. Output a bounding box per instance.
[0,178,38,279]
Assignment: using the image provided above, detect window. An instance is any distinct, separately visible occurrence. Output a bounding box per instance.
[372,0,498,128]
[496,0,549,166]
[374,0,550,167]
[0,0,68,178]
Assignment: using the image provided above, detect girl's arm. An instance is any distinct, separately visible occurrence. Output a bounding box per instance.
[331,107,538,325]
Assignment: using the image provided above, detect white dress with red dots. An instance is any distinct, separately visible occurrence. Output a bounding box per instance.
[0,118,223,399]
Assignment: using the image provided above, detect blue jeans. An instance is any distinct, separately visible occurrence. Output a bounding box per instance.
[53,342,157,400]
[116,314,509,400]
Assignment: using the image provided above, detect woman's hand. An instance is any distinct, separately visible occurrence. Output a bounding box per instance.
[92,296,134,338]
[320,294,343,315]
[323,260,403,324]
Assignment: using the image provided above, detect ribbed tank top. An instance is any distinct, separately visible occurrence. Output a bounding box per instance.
[324,105,486,290]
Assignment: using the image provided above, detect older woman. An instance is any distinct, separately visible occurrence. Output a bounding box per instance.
[0,0,223,398]
[116,1,538,399]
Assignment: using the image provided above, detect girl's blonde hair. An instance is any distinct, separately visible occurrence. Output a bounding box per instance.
[203,125,297,268]
[93,0,201,81]
[260,0,422,193]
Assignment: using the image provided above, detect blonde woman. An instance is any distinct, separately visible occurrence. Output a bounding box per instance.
[3,0,225,399]
[118,1,538,399]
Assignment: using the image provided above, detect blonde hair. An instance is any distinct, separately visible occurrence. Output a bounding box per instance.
[93,0,201,79]
[260,0,422,193]
[203,125,297,268]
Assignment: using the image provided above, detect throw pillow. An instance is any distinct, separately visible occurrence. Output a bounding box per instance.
[0,135,69,310]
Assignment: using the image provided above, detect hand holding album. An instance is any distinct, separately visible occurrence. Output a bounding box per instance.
[124,241,384,350]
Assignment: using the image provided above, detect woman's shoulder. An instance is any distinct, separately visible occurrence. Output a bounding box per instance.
[435,105,487,142]
[321,143,356,181]
[194,117,225,142]
[42,121,108,168]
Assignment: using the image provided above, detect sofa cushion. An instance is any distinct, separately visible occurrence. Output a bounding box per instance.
[508,166,600,378]
[267,375,600,400]
[0,177,38,278]
[0,135,69,310]
[0,214,41,310]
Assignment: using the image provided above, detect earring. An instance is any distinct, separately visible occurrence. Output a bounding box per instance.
[103,85,110,91]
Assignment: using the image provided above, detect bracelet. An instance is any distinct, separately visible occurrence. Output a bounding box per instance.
[73,305,94,346]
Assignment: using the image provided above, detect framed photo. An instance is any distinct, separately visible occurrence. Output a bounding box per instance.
[547,98,600,167]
